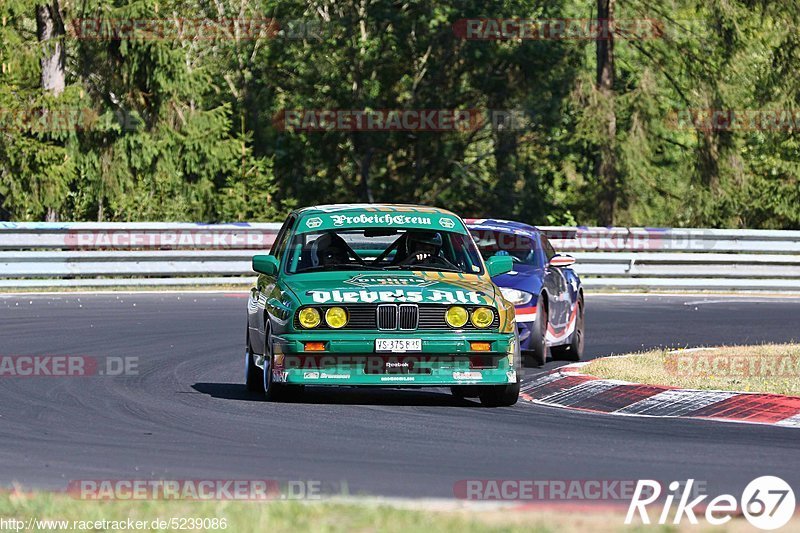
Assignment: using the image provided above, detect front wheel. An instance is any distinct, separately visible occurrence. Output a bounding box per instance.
[479,382,521,407]
[262,350,288,401]
[244,330,263,392]
[551,298,584,362]
[261,326,284,401]
[261,328,304,402]
[526,298,548,367]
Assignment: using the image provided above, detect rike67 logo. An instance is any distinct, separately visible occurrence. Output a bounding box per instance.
[626,477,796,530]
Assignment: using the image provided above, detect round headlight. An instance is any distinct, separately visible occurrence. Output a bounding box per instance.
[325,307,348,329]
[471,307,495,328]
[298,307,321,328]
[445,306,469,328]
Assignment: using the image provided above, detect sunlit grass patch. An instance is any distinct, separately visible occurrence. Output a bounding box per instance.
[585,344,800,396]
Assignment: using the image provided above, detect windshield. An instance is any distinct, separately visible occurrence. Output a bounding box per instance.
[470,229,540,266]
[285,228,484,274]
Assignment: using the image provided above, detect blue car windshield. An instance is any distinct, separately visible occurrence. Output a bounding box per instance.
[470,229,539,266]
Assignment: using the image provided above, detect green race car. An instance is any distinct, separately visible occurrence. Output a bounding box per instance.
[245,204,521,406]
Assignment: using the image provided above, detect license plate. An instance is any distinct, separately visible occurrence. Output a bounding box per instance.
[375,339,422,353]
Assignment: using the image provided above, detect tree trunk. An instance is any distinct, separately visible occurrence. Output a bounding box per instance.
[37,0,66,222]
[0,170,8,220]
[36,0,66,96]
[493,129,518,217]
[595,0,617,225]
[356,139,374,203]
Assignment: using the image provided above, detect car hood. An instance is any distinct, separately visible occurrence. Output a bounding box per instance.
[283,270,501,307]
[492,264,544,292]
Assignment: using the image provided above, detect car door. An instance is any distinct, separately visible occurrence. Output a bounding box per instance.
[248,214,295,352]
[540,234,569,332]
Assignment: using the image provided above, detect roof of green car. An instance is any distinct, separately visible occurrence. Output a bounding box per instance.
[294,204,457,216]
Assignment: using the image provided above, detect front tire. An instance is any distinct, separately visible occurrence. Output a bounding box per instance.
[527,297,548,366]
[245,330,263,392]
[551,297,584,362]
[261,325,284,401]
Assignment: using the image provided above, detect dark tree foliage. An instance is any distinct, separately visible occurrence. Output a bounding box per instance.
[0,0,798,228]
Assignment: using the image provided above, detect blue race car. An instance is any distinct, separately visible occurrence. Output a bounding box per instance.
[466,219,584,366]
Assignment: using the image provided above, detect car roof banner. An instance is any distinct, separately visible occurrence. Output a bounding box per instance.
[296,212,467,235]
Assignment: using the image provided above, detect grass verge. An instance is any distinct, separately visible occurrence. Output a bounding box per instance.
[0,491,800,533]
[584,344,800,396]
[1,491,790,533]
[0,493,639,533]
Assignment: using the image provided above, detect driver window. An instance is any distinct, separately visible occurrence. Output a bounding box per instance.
[271,215,296,261]
[541,235,556,262]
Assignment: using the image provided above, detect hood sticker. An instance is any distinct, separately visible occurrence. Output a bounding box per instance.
[344,274,437,288]
[307,288,485,305]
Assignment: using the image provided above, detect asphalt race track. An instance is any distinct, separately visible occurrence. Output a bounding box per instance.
[1,293,799,499]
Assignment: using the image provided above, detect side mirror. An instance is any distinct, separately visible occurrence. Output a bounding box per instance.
[252,255,280,276]
[549,254,576,268]
[486,255,514,277]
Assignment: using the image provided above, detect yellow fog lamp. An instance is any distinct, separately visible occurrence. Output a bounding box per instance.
[298,307,321,329]
[470,307,495,329]
[325,307,348,329]
[445,306,469,328]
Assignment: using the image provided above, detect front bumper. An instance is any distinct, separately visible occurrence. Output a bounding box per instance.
[271,331,519,386]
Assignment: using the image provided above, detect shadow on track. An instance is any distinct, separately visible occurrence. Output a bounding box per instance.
[191,382,484,407]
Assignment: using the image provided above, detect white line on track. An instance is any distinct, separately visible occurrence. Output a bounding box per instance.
[776,414,800,428]
[682,298,800,305]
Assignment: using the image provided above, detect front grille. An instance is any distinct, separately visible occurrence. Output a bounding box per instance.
[347,306,377,329]
[398,304,419,330]
[293,304,499,330]
[418,306,447,329]
[377,304,398,330]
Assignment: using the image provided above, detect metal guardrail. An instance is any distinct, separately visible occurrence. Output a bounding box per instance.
[542,227,800,290]
[1,222,799,290]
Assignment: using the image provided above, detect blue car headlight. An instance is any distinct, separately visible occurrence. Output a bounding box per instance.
[499,287,533,306]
